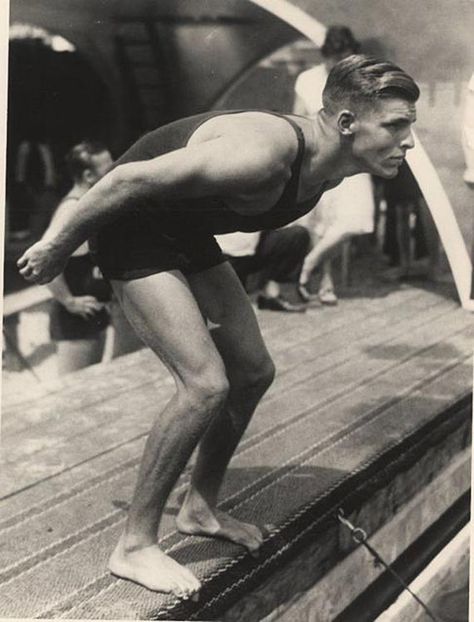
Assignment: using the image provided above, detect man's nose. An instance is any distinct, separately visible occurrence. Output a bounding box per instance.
[401,129,415,151]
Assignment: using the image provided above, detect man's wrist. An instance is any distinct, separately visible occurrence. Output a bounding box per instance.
[43,230,79,258]
[61,295,76,310]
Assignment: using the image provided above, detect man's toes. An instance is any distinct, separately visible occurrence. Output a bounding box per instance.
[172,586,188,599]
[172,579,193,599]
[250,526,264,544]
[248,544,261,558]
[178,567,201,595]
[243,534,263,556]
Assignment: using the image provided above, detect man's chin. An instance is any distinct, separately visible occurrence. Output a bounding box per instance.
[377,162,403,179]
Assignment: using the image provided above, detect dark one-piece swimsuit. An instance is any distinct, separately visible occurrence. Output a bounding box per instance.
[91,110,329,281]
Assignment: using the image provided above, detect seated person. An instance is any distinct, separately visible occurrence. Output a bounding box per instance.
[217,226,311,312]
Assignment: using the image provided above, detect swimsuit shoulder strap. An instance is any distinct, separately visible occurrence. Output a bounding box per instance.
[263,111,306,196]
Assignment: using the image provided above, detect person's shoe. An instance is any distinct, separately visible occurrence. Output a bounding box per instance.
[297,283,320,303]
[257,295,306,313]
[318,288,338,305]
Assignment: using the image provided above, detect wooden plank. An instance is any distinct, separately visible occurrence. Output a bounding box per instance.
[257,449,471,622]
[0,339,470,617]
[0,288,452,439]
[1,295,470,515]
[0,286,471,619]
[1,297,469,496]
[1,286,426,415]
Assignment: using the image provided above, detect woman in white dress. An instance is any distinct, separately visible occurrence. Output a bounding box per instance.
[294,26,375,304]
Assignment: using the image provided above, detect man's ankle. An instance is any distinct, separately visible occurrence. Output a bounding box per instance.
[120,529,157,552]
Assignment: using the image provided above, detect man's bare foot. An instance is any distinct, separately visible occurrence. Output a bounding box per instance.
[109,535,201,598]
[176,491,263,556]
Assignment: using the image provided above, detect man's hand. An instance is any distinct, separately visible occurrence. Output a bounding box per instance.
[63,296,105,319]
[17,239,69,285]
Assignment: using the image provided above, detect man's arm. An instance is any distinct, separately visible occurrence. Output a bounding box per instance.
[45,136,288,249]
[18,126,295,284]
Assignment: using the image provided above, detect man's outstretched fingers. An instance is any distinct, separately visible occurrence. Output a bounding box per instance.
[16,254,27,268]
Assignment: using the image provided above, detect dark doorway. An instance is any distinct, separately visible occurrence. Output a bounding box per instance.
[5,26,113,293]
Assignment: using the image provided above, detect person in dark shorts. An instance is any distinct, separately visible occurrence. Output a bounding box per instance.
[18,55,419,599]
[47,141,113,375]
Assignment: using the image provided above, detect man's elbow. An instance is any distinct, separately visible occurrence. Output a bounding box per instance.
[105,164,142,201]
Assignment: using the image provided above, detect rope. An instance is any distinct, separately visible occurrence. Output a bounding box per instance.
[337,509,442,622]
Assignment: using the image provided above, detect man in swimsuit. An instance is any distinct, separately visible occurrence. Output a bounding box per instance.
[18,55,419,599]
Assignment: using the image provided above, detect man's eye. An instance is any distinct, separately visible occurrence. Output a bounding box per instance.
[385,122,403,132]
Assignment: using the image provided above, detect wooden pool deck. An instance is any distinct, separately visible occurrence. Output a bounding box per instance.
[0,275,472,620]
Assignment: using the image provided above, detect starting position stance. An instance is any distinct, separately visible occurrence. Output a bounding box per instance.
[18,55,419,599]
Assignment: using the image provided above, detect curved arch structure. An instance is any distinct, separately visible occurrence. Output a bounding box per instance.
[407,136,473,309]
[249,0,326,45]
[249,0,473,309]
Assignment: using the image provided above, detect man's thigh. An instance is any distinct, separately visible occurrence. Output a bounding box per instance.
[111,270,225,383]
[187,262,272,376]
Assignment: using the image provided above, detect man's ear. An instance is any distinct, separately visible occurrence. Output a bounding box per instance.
[337,110,356,136]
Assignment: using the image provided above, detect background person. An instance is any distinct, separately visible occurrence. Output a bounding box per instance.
[47,141,114,375]
[294,26,376,304]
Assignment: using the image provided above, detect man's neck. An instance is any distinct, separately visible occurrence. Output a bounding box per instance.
[307,112,364,181]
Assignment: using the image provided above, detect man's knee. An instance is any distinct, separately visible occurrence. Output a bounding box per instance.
[238,354,275,395]
[183,364,230,415]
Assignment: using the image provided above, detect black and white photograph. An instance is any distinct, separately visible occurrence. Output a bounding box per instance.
[1,1,473,620]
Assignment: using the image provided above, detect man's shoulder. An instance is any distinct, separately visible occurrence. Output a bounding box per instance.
[192,111,298,159]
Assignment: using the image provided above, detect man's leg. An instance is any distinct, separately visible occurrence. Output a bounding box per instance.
[108,270,231,597]
[177,262,275,550]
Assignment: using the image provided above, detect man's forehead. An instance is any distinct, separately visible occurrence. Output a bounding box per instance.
[372,97,417,121]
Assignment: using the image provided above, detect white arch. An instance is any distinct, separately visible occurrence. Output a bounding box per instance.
[249,0,473,309]
[249,0,326,46]
[407,136,473,310]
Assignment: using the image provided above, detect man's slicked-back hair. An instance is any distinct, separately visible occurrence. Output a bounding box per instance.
[65,140,109,181]
[322,54,420,115]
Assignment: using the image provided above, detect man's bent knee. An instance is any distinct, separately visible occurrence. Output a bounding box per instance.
[237,355,275,396]
[183,371,230,416]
